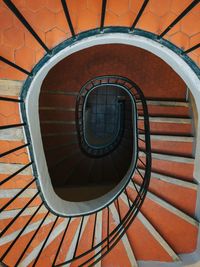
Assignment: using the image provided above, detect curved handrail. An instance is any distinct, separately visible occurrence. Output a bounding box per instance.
[76,83,132,157]
[0,75,151,266]
[54,75,151,266]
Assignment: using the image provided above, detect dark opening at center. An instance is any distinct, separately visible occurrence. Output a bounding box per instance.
[39,48,139,202]
[83,85,126,155]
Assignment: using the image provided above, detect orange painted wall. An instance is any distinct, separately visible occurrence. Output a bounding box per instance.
[41,44,186,100]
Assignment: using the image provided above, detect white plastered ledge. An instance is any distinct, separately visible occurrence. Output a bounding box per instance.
[25,33,200,221]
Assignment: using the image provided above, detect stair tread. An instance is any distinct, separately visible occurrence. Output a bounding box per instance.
[119,194,179,262]
[129,183,198,226]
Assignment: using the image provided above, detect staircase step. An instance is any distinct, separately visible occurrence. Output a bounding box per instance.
[3,213,58,267]
[140,117,191,124]
[139,135,194,157]
[0,205,49,242]
[0,174,35,189]
[130,183,198,226]
[0,163,32,176]
[0,80,22,97]
[135,170,197,217]
[40,121,76,135]
[138,169,197,189]
[139,117,192,136]
[30,217,68,267]
[139,152,194,181]
[67,215,96,267]
[110,203,138,266]
[42,134,77,148]
[0,101,21,127]
[60,216,89,266]
[118,195,178,262]
[0,127,24,141]
[40,109,75,121]
[53,218,81,266]
[127,185,198,254]
[0,140,29,164]
[139,101,190,118]
[101,208,134,267]
[146,100,189,107]
[40,94,76,109]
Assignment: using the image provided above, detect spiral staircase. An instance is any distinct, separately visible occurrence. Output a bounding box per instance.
[0,1,200,266]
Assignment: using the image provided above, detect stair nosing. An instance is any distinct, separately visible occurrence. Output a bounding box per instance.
[137,168,197,190]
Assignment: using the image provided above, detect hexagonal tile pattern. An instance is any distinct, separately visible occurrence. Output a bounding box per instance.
[171,0,192,15]
[159,12,181,36]
[46,27,67,49]
[4,27,24,49]
[26,0,47,12]
[15,45,35,70]
[170,31,190,50]
[149,0,171,17]
[181,12,200,36]
[105,10,134,27]
[46,0,62,13]
[0,7,13,30]
[0,0,199,80]
[107,0,130,16]
[35,8,56,32]
[55,10,71,33]
[137,11,160,34]
[0,101,20,125]
[76,8,99,33]
[87,0,101,13]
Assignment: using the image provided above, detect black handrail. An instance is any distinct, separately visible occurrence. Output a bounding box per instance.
[0,71,151,267]
[159,0,200,38]
[0,56,31,75]
[100,0,107,31]
[61,0,75,37]
[184,43,200,54]
[0,0,200,266]
[76,82,127,157]
[130,0,149,31]
[53,75,151,266]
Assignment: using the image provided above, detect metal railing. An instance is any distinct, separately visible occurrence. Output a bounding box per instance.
[0,75,151,266]
[0,0,199,266]
[0,0,199,76]
[53,76,151,266]
[76,78,127,157]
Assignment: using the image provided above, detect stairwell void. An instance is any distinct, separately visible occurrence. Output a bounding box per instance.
[38,42,188,207]
[39,72,136,202]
